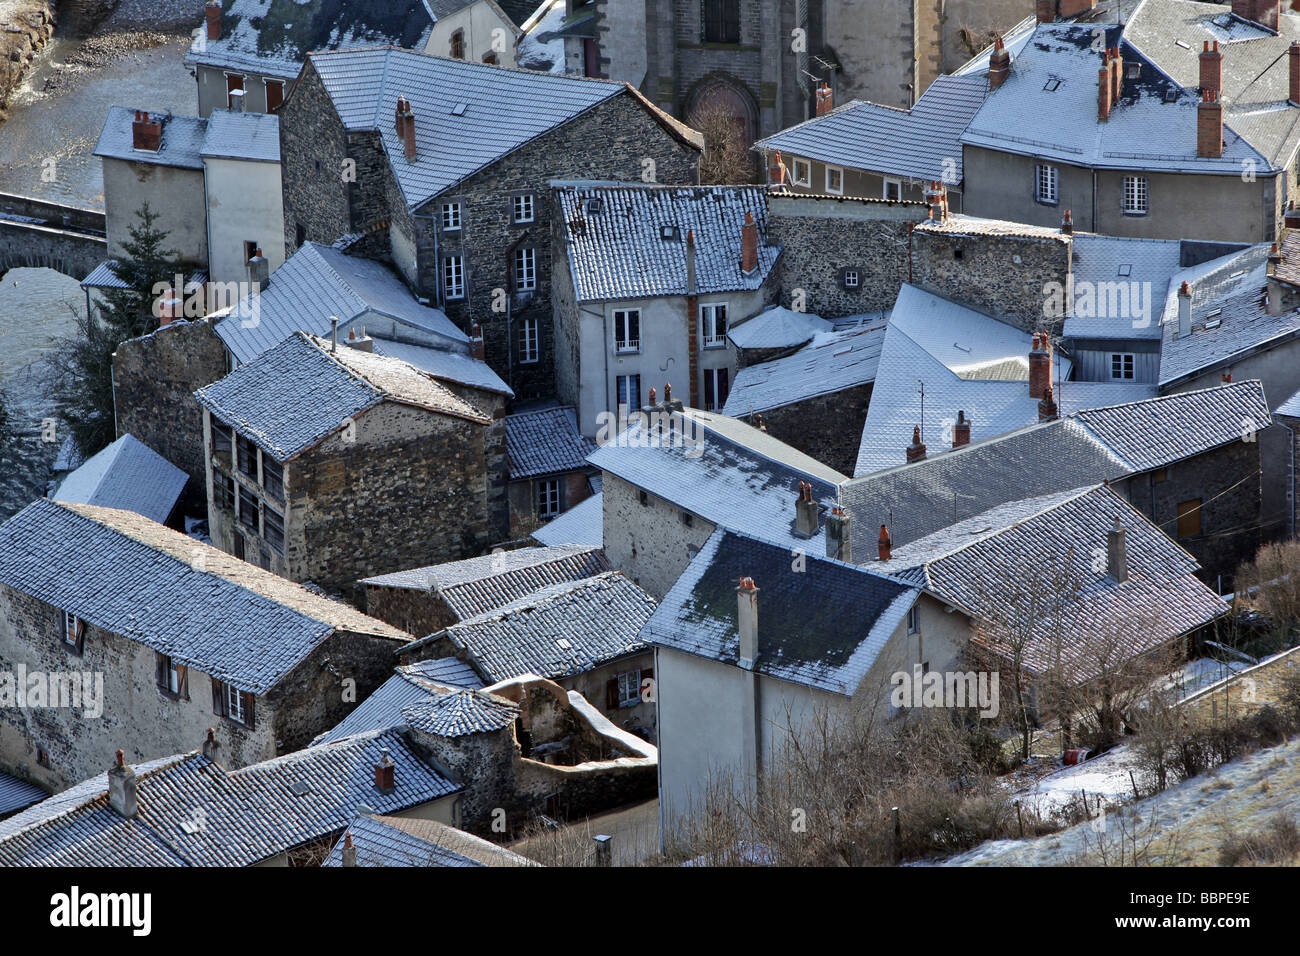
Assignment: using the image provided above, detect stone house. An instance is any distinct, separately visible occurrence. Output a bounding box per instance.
[395,571,658,738]
[643,526,972,832]
[587,400,846,599]
[0,498,411,793]
[960,4,1300,243]
[504,405,596,534]
[552,183,778,436]
[361,544,610,638]
[277,46,702,401]
[195,332,504,592]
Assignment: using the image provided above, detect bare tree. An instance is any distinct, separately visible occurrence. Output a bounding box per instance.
[689,99,754,185]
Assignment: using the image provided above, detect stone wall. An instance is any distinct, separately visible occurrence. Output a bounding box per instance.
[362,585,458,640]
[742,382,873,477]
[602,472,715,600]
[0,221,107,280]
[278,62,354,255]
[0,0,54,120]
[114,318,227,505]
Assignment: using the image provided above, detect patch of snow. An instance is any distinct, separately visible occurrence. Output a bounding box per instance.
[517,0,567,75]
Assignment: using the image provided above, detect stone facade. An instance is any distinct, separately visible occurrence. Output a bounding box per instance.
[0,583,399,792]
[113,318,228,508]
[279,63,701,402]
[507,469,593,539]
[743,382,873,477]
[602,472,716,600]
[362,585,460,641]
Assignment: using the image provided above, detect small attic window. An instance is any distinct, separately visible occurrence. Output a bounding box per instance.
[1205,318,1223,330]
[1118,264,1132,276]
[661,224,680,240]
[1164,89,1179,103]
[451,103,468,116]
[1174,39,1191,50]
[1043,78,1061,92]
[1207,308,1223,318]
[1126,62,1141,80]
[556,638,573,650]
[289,780,311,796]
[586,198,603,214]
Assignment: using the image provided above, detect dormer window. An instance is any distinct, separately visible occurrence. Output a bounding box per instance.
[586,198,603,214]
[660,224,680,240]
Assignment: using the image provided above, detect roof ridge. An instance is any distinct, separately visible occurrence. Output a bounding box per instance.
[450,570,630,627]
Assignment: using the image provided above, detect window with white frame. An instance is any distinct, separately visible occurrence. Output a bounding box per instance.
[441,202,461,231]
[1110,352,1136,380]
[907,606,918,635]
[701,303,728,348]
[513,194,534,223]
[514,247,536,291]
[1036,163,1058,204]
[536,479,561,520]
[616,373,640,411]
[825,165,844,195]
[518,316,539,363]
[1123,175,1148,214]
[703,367,729,411]
[844,269,860,289]
[222,682,251,726]
[617,669,641,707]
[443,256,464,298]
[61,610,83,651]
[883,177,902,202]
[156,653,188,698]
[614,309,640,353]
[792,158,811,187]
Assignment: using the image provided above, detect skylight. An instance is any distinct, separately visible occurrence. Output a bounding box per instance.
[1118,264,1132,277]
[451,103,467,116]
[1043,78,1061,92]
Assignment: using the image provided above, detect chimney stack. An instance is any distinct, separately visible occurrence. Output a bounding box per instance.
[1038,384,1058,421]
[347,327,375,352]
[1268,243,1285,314]
[1290,42,1300,106]
[1200,41,1223,96]
[1197,89,1223,158]
[794,480,819,538]
[469,323,485,361]
[925,181,948,222]
[906,425,927,463]
[988,36,1011,91]
[1029,332,1052,399]
[1106,516,1128,582]
[201,727,221,764]
[157,287,182,327]
[1177,281,1192,337]
[740,211,758,274]
[826,507,852,562]
[108,750,138,818]
[401,102,417,162]
[229,88,245,113]
[815,82,833,116]
[736,577,759,667]
[1221,372,1234,383]
[1098,53,1113,122]
[768,150,786,187]
[132,110,162,152]
[1286,201,1300,230]
[1058,0,1097,17]
[374,748,396,793]
[330,315,340,352]
[247,247,268,294]
[877,524,892,562]
[1110,46,1123,102]
[205,0,222,42]
[1036,0,1056,24]
[1232,0,1279,32]
[395,95,409,136]
[953,410,971,447]
[342,832,358,867]
[685,229,697,295]
[1061,209,1073,234]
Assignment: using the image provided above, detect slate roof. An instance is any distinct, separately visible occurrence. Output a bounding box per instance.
[360,544,610,621]
[588,407,846,552]
[505,406,593,479]
[308,48,697,211]
[722,323,886,416]
[0,499,408,694]
[554,183,779,301]
[530,491,603,548]
[1063,233,1185,341]
[841,379,1272,555]
[214,242,468,365]
[52,434,188,524]
[94,107,207,170]
[726,304,832,350]
[641,528,921,695]
[1276,384,1300,418]
[0,727,458,866]
[81,261,207,292]
[314,659,485,745]
[0,772,46,817]
[961,21,1266,174]
[199,108,280,163]
[753,73,987,184]
[400,689,519,737]
[370,337,511,396]
[196,332,490,462]
[322,812,535,866]
[434,572,655,683]
[184,0,435,78]
[876,484,1228,684]
[854,284,1154,477]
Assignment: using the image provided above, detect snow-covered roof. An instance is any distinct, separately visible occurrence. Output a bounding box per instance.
[722,323,886,417]
[530,491,603,548]
[726,304,832,351]
[1063,234,1184,341]
[52,435,188,524]
[94,108,207,170]
[200,108,280,163]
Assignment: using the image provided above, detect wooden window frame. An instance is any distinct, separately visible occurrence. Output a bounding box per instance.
[518,316,540,364]
[213,678,255,729]
[1176,498,1202,539]
[155,653,190,700]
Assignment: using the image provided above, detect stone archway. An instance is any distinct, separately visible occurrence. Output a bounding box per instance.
[685,75,760,184]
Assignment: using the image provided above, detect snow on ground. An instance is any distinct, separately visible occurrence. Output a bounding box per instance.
[1010,743,1144,816]
[517,0,567,74]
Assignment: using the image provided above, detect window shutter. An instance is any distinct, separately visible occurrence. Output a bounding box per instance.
[178,665,190,701]
[212,678,225,716]
[243,692,256,729]
[606,678,619,709]
[704,371,715,411]
[155,653,166,687]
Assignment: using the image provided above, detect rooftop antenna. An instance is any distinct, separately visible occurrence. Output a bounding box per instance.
[916,379,926,442]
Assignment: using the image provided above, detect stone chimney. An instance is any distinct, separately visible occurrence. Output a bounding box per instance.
[877,524,892,562]
[330,315,340,352]
[1267,243,1285,314]
[794,480,819,538]
[1061,209,1073,234]
[342,832,357,867]
[108,750,138,818]
[374,748,396,794]
[1290,42,1300,106]
[1098,53,1113,122]
[1038,384,1058,422]
[768,150,786,187]
[1106,516,1128,582]
[953,410,971,447]
[1029,332,1052,399]
[469,323,485,361]
[826,507,852,562]
[401,102,417,162]
[1110,46,1123,102]
[1198,89,1223,158]
[736,577,759,668]
[395,95,409,136]
[229,88,245,112]
[1177,281,1192,337]
[157,287,182,327]
[1232,0,1279,32]
[1036,0,1056,23]
[685,229,697,294]
[815,82,833,116]
[347,327,374,352]
[205,0,222,42]
[988,36,1011,90]
[201,727,221,764]
[905,425,926,463]
[132,110,161,151]
[247,247,268,294]
[740,211,758,274]
[1200,41,1222,96]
